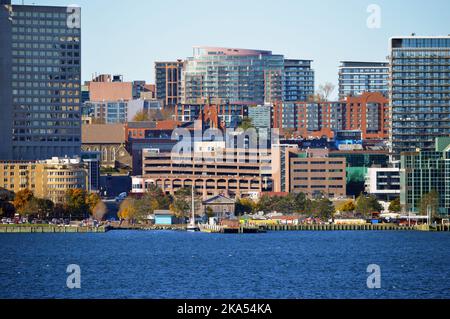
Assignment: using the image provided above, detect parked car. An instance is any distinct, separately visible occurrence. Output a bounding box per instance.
[115,192,127,203]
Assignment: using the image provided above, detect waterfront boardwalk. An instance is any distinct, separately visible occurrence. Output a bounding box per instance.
[260,223,450,232]
[1,223,449,233]
[0,225,108,233]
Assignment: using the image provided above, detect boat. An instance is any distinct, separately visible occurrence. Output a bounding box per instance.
[186,185,200,232]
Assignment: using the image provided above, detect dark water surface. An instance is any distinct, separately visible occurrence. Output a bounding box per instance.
[0,231,449,299]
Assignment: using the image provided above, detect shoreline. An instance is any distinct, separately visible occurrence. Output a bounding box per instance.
[1,223,449,233]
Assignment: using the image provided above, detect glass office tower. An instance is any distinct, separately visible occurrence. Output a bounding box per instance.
[0,2,82,160]
[182,46,284,105]
[338,61,389,99]
[390,36,450,157]
[400,137,450,217]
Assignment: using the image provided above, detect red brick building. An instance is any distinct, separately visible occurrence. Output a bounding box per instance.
[343,92,389,140]
[272,92,389,140]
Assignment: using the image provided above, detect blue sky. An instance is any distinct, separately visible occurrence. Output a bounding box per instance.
[13,0,450,98]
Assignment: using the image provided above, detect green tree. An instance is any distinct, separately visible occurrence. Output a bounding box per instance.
[171,187,199,220]
[355,193,383,218]
[308,198,335,220]
[419,190,440,220]
[388,198,401,213]
[0,188,15,217]
[255,195,273,213]
[255,193,307,215]
[205,206,215,218]
[238,117,254,130]
[235,198,256,216]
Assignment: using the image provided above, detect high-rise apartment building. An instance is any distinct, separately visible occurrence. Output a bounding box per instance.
[0,2,82,160]
[182,46,285,105]
[155,60,183,107]
[283,59,315,102]
[390,36,450,156]
[338,61,389,99]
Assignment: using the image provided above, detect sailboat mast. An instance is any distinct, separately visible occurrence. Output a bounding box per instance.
[191,184,195,226]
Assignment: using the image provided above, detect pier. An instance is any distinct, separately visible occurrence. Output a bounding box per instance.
[0,225,108,233]
[258,223,450,232]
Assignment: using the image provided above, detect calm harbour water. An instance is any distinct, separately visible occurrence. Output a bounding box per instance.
[0,230,449,299]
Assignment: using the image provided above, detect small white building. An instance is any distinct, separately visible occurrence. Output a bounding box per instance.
[365,167,400,201]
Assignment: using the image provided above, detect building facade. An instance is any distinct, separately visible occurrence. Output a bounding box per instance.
[338,61,389,99]
[283,59,314,102]
[248,104,272,131]
[81,124,132,168]
[343,92,389,140]
[0,157,88,203]
[272,146,346,197]
[330,149,390,196]
[175,103,248,128]
[135,145,273,199]
[0,2,82,160]
[289,152,346,198]
[182,46,284,105]
[273,92,389,140]
[400,137,450,216]
[155,60,183,107]
[365,167,400,201]
[390,36,450,157]
[273,101,345,139]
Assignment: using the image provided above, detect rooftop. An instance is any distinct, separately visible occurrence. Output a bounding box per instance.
[82,124,125,144]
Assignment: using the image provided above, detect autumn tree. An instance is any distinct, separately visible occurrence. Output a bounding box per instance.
[131,185,172,221]
[282,128,296,139]
[86,193,101,215]
[149,108,175,122]
[336,200,356,213]
[118,198,137,222]
[132,110,150,122]
[92,201,108,221]
[388,198,401,213]
[13,189,34,216]
[64,189,89,219]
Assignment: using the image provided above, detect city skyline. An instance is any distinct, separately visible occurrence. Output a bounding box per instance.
[11,0,450,99]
